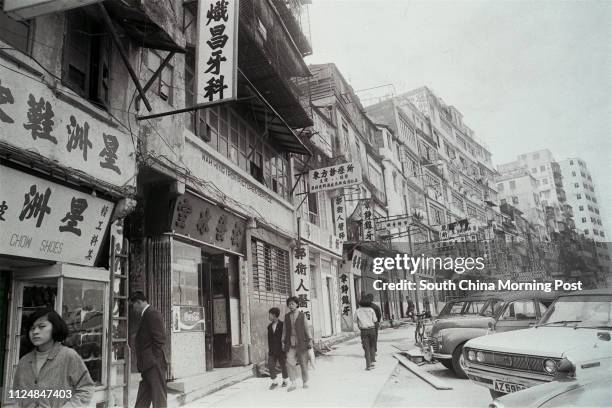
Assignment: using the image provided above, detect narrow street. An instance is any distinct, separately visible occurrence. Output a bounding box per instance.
[184,324,492,408]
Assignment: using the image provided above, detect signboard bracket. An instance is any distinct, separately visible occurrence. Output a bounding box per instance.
[135,51,176,109]
[290,155,313,196]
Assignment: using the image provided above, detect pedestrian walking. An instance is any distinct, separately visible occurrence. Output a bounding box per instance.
[365,293,381,362]
[130,291,168,408]
[354,298,378,370]
[267,307,288,389]
[10,308,94,408]
[281,296,313,391]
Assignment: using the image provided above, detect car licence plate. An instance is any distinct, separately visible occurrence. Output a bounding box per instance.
[493,380,526,394]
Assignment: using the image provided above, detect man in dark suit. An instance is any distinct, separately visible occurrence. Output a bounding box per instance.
[267,307,288,389]
[130,291,168,408]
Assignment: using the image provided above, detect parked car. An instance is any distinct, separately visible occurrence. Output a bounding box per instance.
[428,291,558,378]
[420,293,494,342]
[488,374,612,408]
[464,289,612,399]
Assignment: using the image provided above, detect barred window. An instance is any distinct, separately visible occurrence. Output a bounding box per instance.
[251,238,290,303]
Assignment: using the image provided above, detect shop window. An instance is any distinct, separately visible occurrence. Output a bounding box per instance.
[171,241,202,306]
[144,50,174,105]
[0,1,31,54]
[62,279,105,385]
[62,8,111,109]
[251,238,290,303]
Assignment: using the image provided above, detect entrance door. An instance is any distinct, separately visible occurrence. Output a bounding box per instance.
[201,258,232,369]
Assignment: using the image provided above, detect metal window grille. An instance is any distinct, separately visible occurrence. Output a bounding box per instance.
[251,238,291,303]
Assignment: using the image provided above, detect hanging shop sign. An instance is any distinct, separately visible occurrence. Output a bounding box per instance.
[333,194,347,244]
[339,272,351,317]
[308,162,362,193]
[437,218,479,240]
[360,200,375,241]
[379,215,412,230]
[171,192,246,254]
[0,64,136,189]
[351,249,363,276]
[172,305,206,332]
[0,165,113,266]
[292,242,311,321]
[196,0,239,104]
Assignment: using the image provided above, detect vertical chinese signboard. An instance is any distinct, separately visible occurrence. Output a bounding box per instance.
[333,194,346,245]
[292,242,311,321]
[360,200,375,241]
[196,0,238,104]
[339,272,351,318]
[0,165,113,266]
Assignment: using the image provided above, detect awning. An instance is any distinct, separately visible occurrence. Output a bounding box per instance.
[237,72,311,156]
[103,0,185,53]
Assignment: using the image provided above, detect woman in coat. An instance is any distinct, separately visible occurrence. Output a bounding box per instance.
[10,308,94,408]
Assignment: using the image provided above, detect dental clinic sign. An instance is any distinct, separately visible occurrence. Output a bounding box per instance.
[0,165,114,266]
[0,63,136,189]
[196,0,238,104]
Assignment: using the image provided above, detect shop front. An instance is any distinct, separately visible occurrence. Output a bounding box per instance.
[128,188,249,383]
[0,165,120,406]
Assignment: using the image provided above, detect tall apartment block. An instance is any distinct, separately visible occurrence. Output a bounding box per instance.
[558,158,611,284]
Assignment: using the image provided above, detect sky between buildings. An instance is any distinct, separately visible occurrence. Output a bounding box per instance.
[305,0,612,236]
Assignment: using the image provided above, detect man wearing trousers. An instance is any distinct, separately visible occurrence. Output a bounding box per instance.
[354,298,378,370]
[130,291,168,408]
[365,293,381,362]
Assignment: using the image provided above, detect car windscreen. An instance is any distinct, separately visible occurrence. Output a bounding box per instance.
[479,298,504,317]
[539,295,612,327]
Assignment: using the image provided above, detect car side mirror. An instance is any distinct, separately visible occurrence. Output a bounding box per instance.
[598,332,611,341]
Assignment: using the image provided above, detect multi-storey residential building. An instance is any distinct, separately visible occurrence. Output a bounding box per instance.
[295,63,414,322]
[558,158,611,285]
[495,166,548,241]
[509,149,570,234]
[368,88,502,310]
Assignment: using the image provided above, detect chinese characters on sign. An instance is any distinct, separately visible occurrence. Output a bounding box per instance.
[292,243,311,321]
[360,200,375,241]
[379,215,412,230]
[333,194,347,246]
[0,64,136,188]
[339,273,351,317]
[0,165,113,266]
[308,162,362,193]
[171,193,246,254]
[196,0,238,104]
[437,218,479,240]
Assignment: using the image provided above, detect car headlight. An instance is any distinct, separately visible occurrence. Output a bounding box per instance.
[476,351,485,363]
[543,359,557,374]
[467,350,476,361]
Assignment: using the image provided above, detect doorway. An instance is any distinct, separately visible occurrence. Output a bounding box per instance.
[0,272,9,393]
[325,277,335,336]
[201,254,233,369]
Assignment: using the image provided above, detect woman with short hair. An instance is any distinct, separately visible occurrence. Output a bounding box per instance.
[10,308,94,408]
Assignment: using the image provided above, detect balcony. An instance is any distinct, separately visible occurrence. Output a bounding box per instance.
[271,0,312,56]
[237,0,312,128]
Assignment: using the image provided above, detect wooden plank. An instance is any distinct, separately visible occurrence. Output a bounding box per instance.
[393,353,453,390]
